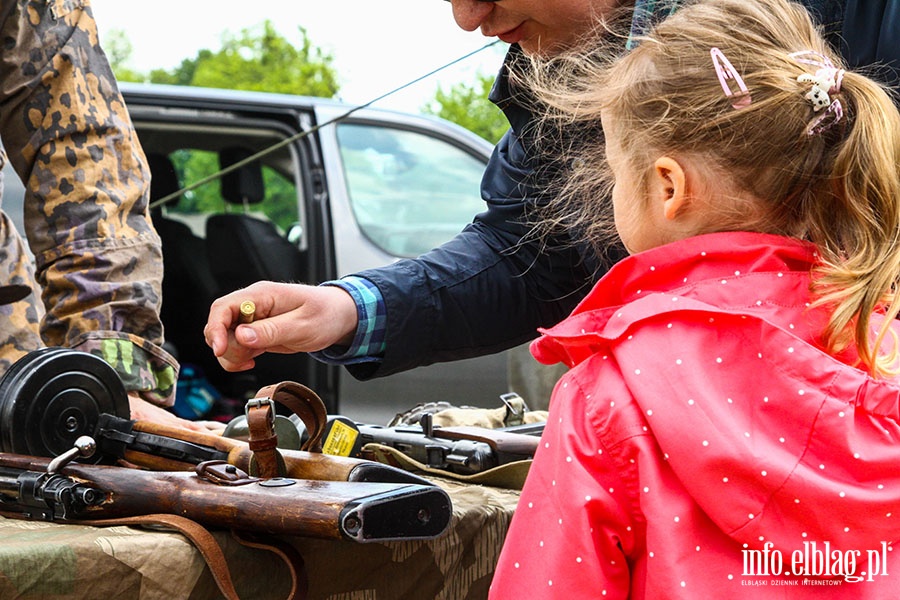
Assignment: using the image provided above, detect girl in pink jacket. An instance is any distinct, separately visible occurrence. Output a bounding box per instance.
[490,0,900,598]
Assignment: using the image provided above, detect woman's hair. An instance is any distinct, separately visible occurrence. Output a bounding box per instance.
[520,0,900,376]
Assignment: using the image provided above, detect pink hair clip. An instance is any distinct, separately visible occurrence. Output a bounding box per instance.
[807,101,843,136]
[711,48,751,110]
[788,50,835,69]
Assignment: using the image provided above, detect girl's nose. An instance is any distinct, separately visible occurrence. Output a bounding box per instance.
[450,0,496,32]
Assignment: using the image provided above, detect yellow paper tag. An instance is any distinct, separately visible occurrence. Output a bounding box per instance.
[322,420,359,457]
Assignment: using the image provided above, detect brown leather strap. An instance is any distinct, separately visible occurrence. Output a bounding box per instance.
[246,400,285,478]
[251,382,328,453]
[85,514,244,600]
[233,530,308,600]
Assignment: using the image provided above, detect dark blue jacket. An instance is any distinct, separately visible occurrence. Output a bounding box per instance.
[349,0,900,380]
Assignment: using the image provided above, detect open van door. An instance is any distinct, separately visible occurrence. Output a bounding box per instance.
[118,83,509,422]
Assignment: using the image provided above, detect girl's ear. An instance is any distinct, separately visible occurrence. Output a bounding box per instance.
[653,156,688,220]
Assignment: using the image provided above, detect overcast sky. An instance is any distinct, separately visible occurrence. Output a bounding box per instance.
[89,0,509,113]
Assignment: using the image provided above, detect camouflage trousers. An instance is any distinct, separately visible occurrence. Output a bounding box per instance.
[0,211,44,374]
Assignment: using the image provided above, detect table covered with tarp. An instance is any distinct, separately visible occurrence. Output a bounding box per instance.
[0,477,520,600]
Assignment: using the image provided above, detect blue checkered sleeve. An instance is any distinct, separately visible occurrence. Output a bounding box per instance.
[310,276,386,365]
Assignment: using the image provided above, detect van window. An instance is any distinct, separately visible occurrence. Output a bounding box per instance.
[336,123,486,258]
[162,148,299,236]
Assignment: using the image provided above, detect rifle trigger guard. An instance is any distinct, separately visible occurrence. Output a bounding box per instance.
[196,460,258,486]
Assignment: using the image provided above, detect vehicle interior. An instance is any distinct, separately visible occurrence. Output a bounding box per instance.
[137,118,323,415]
[133,106,501,420]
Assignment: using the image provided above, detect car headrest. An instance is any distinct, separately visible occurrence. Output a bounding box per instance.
[219,146,264,206]
[146,152,181,207]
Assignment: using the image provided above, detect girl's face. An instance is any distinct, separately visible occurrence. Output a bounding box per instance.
[602,112,670,254]
[449,0,622,56]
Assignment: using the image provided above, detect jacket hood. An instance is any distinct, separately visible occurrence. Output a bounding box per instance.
[532,231,821,368]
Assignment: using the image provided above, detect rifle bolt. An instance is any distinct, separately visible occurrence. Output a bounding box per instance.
[46,436,96,474]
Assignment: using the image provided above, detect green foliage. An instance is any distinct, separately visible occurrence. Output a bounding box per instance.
[106,22,507,143]
[423,72,509,144]
[108,21,338,98]
[170,150,219,214]
[149,55,205,87]
[187,21,339,97]
[103,29,143,83]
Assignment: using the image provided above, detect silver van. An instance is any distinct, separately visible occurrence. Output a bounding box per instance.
[4,82,508,422]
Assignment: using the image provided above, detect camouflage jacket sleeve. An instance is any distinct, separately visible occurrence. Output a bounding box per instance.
[0,0,177,405]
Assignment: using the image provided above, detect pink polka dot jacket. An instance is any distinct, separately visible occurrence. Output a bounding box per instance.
[490,231,900,599]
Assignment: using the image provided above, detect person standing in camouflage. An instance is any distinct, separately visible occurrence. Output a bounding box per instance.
[0,0,194,427]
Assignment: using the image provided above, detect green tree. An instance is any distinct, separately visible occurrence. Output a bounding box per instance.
[423,72,509,144]
[103,29,143,83]
[171,21,338,97]
[148,54,207,87]
[109,21,338,96]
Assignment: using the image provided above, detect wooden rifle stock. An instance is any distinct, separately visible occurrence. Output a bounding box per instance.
[0,452,451,542]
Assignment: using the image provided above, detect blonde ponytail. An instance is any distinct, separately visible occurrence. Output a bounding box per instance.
[807,72,900,375]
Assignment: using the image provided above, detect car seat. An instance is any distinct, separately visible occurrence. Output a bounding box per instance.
[147,153,223,390]
[205,146,305,292]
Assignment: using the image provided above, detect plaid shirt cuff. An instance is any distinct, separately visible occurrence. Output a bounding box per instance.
[312,276,386,365]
